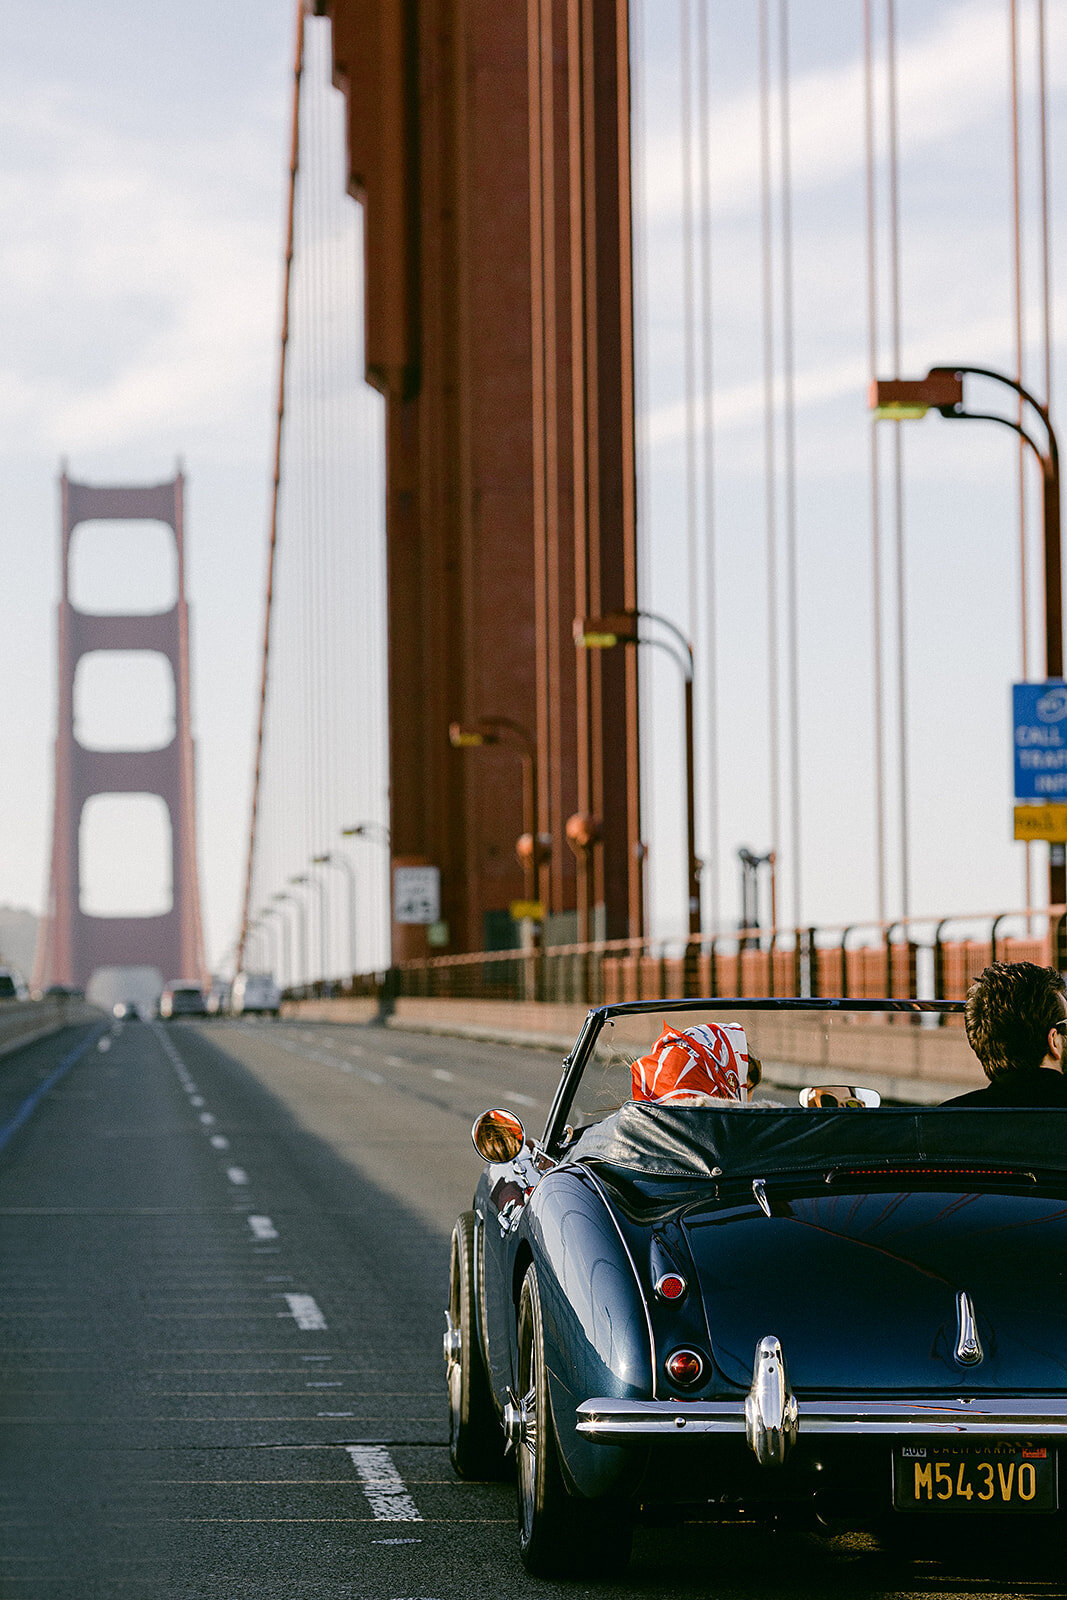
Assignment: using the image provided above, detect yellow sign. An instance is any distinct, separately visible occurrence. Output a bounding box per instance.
[1014,803,1067,842]
[510,900,545,922]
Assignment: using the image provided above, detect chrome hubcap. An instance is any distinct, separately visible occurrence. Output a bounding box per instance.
[504,1385,536,1455]
[443,1312,462,1372]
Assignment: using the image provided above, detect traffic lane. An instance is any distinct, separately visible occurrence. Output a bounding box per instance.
[200,1018,517,1233]
[176,1020,1062,1600]
[0,1017,1051,1600]
[0,1016,456,1597]
[208,1017,789,1234]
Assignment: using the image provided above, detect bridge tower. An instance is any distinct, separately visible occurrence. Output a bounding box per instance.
[33,472,206,991]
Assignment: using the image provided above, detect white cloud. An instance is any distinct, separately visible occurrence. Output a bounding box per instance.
[0,85,283,457]
[640,0,1062,221]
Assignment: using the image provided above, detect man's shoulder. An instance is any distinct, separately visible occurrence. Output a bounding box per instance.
[942,1068,1067,1107]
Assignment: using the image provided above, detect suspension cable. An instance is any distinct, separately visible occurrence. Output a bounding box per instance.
[758,0,781,870]
[237,0,305,969]
[778,0,800,930]
[863,0,887,924]
[695,0,719,933]
[886,0,910,921]
[1009,0,1033,913]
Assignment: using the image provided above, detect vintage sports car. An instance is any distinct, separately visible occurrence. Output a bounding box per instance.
[444,997,1067,1576]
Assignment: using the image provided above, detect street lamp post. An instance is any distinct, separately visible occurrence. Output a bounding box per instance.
[253,910,279,977]
[313,852,357,980]
[292,872,328,990]
[268,898,291,988]
[871,365,1064,903]
[448,718,540,903]
[341,821,391,846]
[575,609,700,937]
[278,886,308,992]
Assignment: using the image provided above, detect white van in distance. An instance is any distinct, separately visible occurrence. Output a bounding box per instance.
[231,972,281,1017]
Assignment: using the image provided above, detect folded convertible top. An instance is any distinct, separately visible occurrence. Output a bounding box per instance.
[569,1102,1067,1180]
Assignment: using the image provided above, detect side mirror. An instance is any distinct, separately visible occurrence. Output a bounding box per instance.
[471,1107,526,1163]
[799,1085,881,1110]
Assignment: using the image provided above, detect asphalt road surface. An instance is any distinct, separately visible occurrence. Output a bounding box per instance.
[0,1013,1063,1599]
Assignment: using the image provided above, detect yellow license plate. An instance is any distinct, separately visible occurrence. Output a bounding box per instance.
[893,1444,1057,1513]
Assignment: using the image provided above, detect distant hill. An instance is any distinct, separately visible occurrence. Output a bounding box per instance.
[0,906,38,980]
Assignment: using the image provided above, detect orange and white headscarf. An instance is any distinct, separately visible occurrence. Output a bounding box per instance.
[630,1021,752,1105]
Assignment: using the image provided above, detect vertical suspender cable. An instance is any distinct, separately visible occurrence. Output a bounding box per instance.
[863,0,888,926]
[778,0,800,930]
[886,0,910,921]
[758,0,781,875]
[695,0,720,933]
[1009,0,1032,913]
[1037,0,1053,403]
[237,0,304,968]
[680,1,699,656]
[631,0,655,922]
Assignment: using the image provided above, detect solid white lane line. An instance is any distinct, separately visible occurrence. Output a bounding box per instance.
[248,1216,278,1241]
[210,1135,230,1150]
[284,1293,327,1331]
[226,1167,249,1186]
[344,1446,422,1521]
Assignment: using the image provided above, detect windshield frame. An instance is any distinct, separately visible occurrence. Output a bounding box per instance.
[540,996,965,1157]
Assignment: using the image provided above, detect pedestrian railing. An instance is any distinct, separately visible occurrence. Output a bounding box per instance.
[291,905,1066,1011]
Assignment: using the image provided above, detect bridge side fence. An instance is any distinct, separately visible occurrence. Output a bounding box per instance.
[289,906,1067,1012]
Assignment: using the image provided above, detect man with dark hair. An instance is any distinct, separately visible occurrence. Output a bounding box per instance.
[943,960,1067,1106]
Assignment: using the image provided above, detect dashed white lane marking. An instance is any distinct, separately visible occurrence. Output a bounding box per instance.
[97,1038,111,1053]
[384,1055,407,1069]
[210,1134,230,1150]
[510,1093,537,1108]
[226,1167,249,1186]
[248,1215,278,1241]
[189,1095,205,1107]
[431,1069,454,1082]
[345,1446,422,1521]
[284,1293,327,1331]
[199,1111,216,1125]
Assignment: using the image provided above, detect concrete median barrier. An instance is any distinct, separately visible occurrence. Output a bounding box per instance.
[0,996,102,1059]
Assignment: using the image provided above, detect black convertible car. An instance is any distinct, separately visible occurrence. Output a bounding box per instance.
[444,998,1067,1576]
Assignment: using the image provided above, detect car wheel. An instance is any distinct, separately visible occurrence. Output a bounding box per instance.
[515,1265,632,1577]
[446,1213,507,1479]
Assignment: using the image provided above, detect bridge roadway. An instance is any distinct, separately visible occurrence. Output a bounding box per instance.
[0,1015,1058,1599]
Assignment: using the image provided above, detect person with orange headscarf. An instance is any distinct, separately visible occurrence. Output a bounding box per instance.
[630,1021,762,1106]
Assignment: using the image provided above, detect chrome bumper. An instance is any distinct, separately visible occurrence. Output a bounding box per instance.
[576,1394,1067,1441]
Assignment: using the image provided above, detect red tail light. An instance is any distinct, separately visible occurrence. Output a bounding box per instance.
[665,1348,705,1387]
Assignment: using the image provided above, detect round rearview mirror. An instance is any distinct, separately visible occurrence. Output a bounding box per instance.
[471,1107,526,1163]
[799,1084,881,1110]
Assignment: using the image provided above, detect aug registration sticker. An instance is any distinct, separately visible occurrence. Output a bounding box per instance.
[893,1443,1057,1513]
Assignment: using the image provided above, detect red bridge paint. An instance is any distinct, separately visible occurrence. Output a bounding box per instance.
[33,472,206,991]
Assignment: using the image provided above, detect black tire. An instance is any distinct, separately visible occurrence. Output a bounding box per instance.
[515,1265,632,1577]
[446,1213,507,1479]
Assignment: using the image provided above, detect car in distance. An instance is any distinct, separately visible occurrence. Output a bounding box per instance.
[446,997,1067,1577]
[230,972,281,1017]
[159,981,207,1020]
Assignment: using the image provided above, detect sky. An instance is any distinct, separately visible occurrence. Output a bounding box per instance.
[0,1,1064,980]
[0,0,294,970]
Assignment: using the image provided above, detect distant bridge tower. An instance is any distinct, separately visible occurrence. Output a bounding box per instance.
[33,472,206,991]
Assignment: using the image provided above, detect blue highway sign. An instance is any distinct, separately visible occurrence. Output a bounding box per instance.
[1014,681,1067,800]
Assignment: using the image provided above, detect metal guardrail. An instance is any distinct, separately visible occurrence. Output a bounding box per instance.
[284,905,1067,1010]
